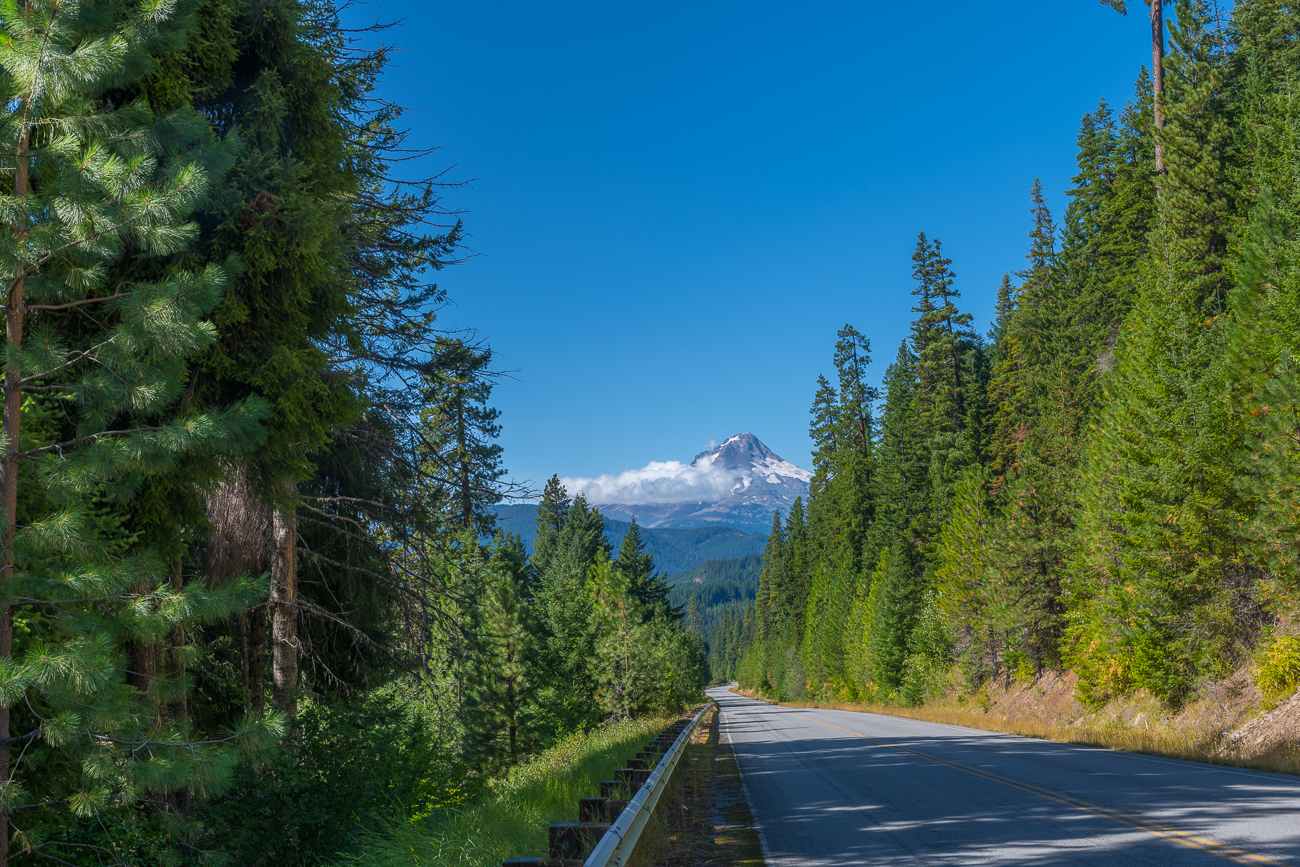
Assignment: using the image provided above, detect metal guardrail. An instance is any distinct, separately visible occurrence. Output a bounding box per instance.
[582,701,712,867]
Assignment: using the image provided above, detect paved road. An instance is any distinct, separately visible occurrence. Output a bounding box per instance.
[710,685,1300,866]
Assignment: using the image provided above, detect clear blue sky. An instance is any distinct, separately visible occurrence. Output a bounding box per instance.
[342,1,1163,490]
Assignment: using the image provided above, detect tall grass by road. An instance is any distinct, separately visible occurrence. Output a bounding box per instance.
[335,715,669,867]
[739,688,1300,776]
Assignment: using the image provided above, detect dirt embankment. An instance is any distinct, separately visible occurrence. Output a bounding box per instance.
[741,670,1300,776]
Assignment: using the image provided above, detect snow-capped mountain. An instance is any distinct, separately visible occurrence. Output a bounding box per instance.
[593,433,811,534]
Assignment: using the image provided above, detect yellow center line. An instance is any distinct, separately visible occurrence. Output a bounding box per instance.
[798,715,1288,867]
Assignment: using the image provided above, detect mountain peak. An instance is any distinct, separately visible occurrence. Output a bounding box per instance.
[589,432,812,533]
[692,432,780,470]
[561,432,811,533]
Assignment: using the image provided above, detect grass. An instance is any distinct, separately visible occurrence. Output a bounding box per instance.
[334,715,671,867]
[738,688,1300,777]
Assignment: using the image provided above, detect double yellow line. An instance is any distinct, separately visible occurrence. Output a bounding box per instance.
[800,715,1288,866]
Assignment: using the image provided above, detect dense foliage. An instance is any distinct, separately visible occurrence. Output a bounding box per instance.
[733,0,1300,714]
[0,3,705,865]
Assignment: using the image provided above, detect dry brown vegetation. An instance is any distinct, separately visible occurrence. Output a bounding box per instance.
[739,669,1300,777]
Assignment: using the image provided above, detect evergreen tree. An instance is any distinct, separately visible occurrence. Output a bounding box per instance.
[985,273,1025,488]
[531,496,608,734]
[532,475,571,577]
[0,2,277,857]
[461,533,535,773]
[1225,190,1299,590]
[865,542,924,693]
[871,341,928,553]
[686,592,704,636]
[419,338,507,535]
[615,519,677,621]
[909,233,978,530]
[1067,1,1245,706]
[1102,1,1169,173]
[808,374,840,486]
[933,467,998,683]
[755,511,787,637]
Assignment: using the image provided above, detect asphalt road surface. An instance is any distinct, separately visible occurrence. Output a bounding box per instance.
[710,685,1300,866]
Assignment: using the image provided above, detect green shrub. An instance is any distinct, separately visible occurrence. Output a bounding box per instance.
[197,686,461,867]
[1257,634,1300,703]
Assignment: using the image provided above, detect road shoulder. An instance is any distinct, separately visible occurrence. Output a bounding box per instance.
[630,701,765,866]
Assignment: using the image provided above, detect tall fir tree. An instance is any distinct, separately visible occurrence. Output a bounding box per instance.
[461,533,535,773]
[909,233,978,534]
[614,519,676,621]
[419,337,507,535]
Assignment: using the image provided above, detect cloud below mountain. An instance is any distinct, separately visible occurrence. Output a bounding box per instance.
[560,460,738,505]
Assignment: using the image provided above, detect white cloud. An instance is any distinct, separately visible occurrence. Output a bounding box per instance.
[560,460,739,505]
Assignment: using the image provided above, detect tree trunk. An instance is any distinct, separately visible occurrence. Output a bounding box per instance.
[249,606,267,714]
[127,644,158,697]
[0,119,31,867]
[507,680,517,765]
[458,408,472,530]
[270,485,298,715]
[167,558,187,726]
[1152,0,1165,173]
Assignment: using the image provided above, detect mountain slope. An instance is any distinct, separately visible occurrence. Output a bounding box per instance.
[493,504,767,576]
[668,553,761,630]
[596,432,811,533]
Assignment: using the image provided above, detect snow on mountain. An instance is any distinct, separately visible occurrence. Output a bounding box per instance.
[562,433,811,534]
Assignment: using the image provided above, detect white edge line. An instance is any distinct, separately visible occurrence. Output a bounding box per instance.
[716,685,778,867]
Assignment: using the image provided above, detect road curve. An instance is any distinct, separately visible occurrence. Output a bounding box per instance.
[709,685,1300,866]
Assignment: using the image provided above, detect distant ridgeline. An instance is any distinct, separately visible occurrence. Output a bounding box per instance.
[493,504,767,577]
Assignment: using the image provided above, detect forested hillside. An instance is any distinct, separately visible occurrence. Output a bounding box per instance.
[0,3,704,865]
[494,503,768,573]
[668,554,761,659]
[730,0,1300,714]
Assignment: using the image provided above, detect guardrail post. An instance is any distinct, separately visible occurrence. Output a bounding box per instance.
[582,702,711,867]
[578,798,605,822]
[602,799,629,822]
[502,703,712,867]
[549,822,611,860]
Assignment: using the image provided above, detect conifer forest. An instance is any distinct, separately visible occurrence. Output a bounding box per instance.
[721,0,1300,724]
[9,0,1300,864]
[0,2,705,864]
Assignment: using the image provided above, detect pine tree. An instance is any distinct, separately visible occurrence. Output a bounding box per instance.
[1229,2,1300,202]
[834,325,876,454]
[755,511,787,637]
[800,324,879,694]
[1225,191,1300,594]
[1067,2,1245,706]
[461,533,535,773]
[871,340,928,553]
[1102,1,1169,172]
[0,2,277,857]
[933,467,998,683]
[782,498,811,627]
[615,519,676,621]
[532,475,571,577]
[865,542,924,693]
[986,273,1026,488]
[909,233,978,529]
[419,337,507,535]
[686,592,704,635]
[531,496,608,733]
